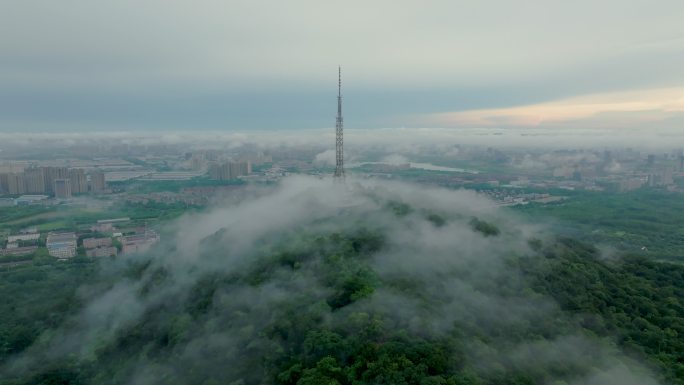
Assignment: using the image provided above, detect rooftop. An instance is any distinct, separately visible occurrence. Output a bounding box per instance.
[16,195,50,200]
[47,232,77,243]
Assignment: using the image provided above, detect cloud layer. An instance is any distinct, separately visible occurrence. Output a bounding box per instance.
[1,1,684,130]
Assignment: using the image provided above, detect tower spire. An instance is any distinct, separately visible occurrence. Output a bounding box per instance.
[334,66,345,180]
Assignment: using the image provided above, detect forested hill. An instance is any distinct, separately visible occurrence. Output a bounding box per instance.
[0,178,682,385]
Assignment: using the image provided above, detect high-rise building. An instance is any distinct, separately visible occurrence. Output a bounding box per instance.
[42,167,69,194]
[0,173,8,195]
[0,162,26,174]
[7,173,26,195]
[229,161,251,178]
[54,178,72,199]
[69,169,88,194]
[190,154,206,171]
[89,171,106,193]
[209,161,251,180]
[1,167,106,196]
[663,168,674,186]
[23,168,46,194]
[208,162,229,180]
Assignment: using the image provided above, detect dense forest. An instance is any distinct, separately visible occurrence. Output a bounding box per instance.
[0,180,682,385]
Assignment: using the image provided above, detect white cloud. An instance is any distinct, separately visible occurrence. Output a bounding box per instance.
[313,149,336,166]
[1,1,684,131]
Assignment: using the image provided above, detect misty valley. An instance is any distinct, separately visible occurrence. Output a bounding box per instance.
[1,178,682,385]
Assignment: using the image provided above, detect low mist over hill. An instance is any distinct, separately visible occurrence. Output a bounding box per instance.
[1,177,682,385]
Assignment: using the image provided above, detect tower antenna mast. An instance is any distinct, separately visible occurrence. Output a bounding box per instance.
[334,66,345,180]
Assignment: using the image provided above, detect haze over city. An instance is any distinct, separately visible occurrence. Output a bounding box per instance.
[1,2,684,385]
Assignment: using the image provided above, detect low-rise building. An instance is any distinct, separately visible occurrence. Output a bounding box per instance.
[121,231,160,254]
[0,246,38,257]
[86,246,118,257]
[15,195,50,205]
[46,232,77,259]
[7,233,40,243]
[97,218,130,225]
[83,237,112,249]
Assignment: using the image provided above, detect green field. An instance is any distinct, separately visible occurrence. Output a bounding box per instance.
[0,200,197,234]
[513,189,684,261]
[0,206,54,225]
[112,177,245,194]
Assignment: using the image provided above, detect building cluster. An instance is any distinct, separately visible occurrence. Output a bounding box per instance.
[646,169,674,187]
[477,190,565,206]
[1,217,163,261]
[208,161,252,180]
[0,228,40,257]
[187,151,271,172]
[125,185,244,206]
[495,149,684,192]
[0,166,106,197]
[88,218,160,256]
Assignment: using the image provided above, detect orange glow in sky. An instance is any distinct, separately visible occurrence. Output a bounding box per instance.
[427,87,684,128]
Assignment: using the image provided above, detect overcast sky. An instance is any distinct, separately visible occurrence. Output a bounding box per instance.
[1,0,683,132]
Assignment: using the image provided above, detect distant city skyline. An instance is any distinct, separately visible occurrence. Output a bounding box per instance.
[1,1,683,132]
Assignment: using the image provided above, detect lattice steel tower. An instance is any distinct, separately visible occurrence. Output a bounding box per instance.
[334,66,345,180]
